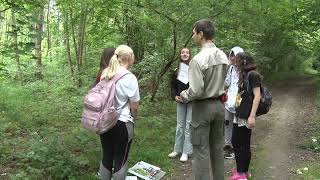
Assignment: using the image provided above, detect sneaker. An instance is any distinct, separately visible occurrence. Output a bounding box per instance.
[246,172,251,178]
[229,172,247,180]
[180,153,188,162]
[230,169,251,179]
[168,151,179,158]
[96,172,101,179]
[224,150,235,159]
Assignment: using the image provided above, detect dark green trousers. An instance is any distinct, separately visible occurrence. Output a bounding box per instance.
[191,99,225,180]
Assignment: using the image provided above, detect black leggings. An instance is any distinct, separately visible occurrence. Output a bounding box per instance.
[231,123,252,173]
[100,121,133,173]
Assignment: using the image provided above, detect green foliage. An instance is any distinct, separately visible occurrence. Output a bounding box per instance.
[294,76,320,179]
[0,77,178,178]
[129,100,177,172]
[300,78,320,153]
[0,61,8,82]
[301,136,320,152]
[294,163,320,180]
[0,79,100,178]
[1,0,320,178]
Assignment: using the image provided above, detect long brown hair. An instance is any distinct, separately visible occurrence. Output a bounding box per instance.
[98,48,116,75]
[175,47,192,74]
[95,48,116,84]
[235,52,257,85]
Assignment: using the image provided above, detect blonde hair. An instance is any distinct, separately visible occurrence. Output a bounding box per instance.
[101,45,134,79]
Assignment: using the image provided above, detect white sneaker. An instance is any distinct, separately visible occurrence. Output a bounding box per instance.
[168,151,179,158]
[180,153,188,162]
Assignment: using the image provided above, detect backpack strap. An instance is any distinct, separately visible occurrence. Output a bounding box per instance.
[111,69,130,83]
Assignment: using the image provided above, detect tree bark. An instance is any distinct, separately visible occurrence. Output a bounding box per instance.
[56,8,60,46]
[0,12,4,42]
[11,10,22,83]
[34,6,44,79]
[46,0,51,58]
[63,14,74,79]
[77,4,88,67]
[69,9,79,65]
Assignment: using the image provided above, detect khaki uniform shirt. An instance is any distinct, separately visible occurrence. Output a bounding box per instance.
[180,42,228,101]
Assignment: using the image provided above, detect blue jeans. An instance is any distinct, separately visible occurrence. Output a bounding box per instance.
[224,108,235,146]
[173,102,193,154]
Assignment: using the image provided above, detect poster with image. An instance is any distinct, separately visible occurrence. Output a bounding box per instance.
[128,161,166,180]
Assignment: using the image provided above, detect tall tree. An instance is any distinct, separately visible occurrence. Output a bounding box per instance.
[11,10,22,82]
[63,13,74,79]
[34,5,44,79]
[46,0,51,58]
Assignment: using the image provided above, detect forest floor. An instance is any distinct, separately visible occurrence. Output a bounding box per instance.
[166,75,320,180]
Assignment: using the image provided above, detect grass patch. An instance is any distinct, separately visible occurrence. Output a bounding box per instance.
[0,81,177,179]
[247,145,267,179]
[129,100,176,173]
[300,77,320,153]
[293,76,320,179]
[300,133,320,153]
[293,163,320,180]
[301,59,318,76]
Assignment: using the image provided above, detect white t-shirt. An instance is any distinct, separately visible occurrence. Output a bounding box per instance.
[224,65,239,113]
[115,69,140,123]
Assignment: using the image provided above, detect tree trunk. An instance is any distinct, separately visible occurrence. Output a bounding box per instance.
[77,4,88,67]
[70,4,88,87]
[63,13,75,82]
[5,11,9,42]
[11,11,22,83]
[34,6,44,79]
[63,14,74,79]
[0,12,4,42]
[56,9,60,46]
[46,0,51,58]
[69,10,79,65]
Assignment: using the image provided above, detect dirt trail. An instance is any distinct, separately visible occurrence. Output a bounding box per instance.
[166,75,318,180]
[253,75,318,179]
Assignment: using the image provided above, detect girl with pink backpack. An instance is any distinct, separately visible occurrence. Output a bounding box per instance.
[97,45,140,180]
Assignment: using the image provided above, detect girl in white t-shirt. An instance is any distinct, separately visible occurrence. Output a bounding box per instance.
[99,45,140,180]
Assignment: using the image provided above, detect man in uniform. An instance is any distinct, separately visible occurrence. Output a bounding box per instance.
[180,19,229,180]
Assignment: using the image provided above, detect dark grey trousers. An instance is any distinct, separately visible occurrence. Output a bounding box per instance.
[191,99,225,180]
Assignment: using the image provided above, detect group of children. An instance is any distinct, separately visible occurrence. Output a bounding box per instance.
[92,36,262,180]
[168,46,262,180]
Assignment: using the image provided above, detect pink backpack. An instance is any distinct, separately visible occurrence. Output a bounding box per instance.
[81,70,129,134]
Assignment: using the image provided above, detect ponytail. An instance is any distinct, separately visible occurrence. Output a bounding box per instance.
[100,45,134,80]
[106,54,121,79]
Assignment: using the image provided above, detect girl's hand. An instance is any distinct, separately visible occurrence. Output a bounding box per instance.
[175,96,182,102]
[248,116,256,128]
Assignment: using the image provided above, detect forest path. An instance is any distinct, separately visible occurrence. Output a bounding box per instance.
[166,75,319,180]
